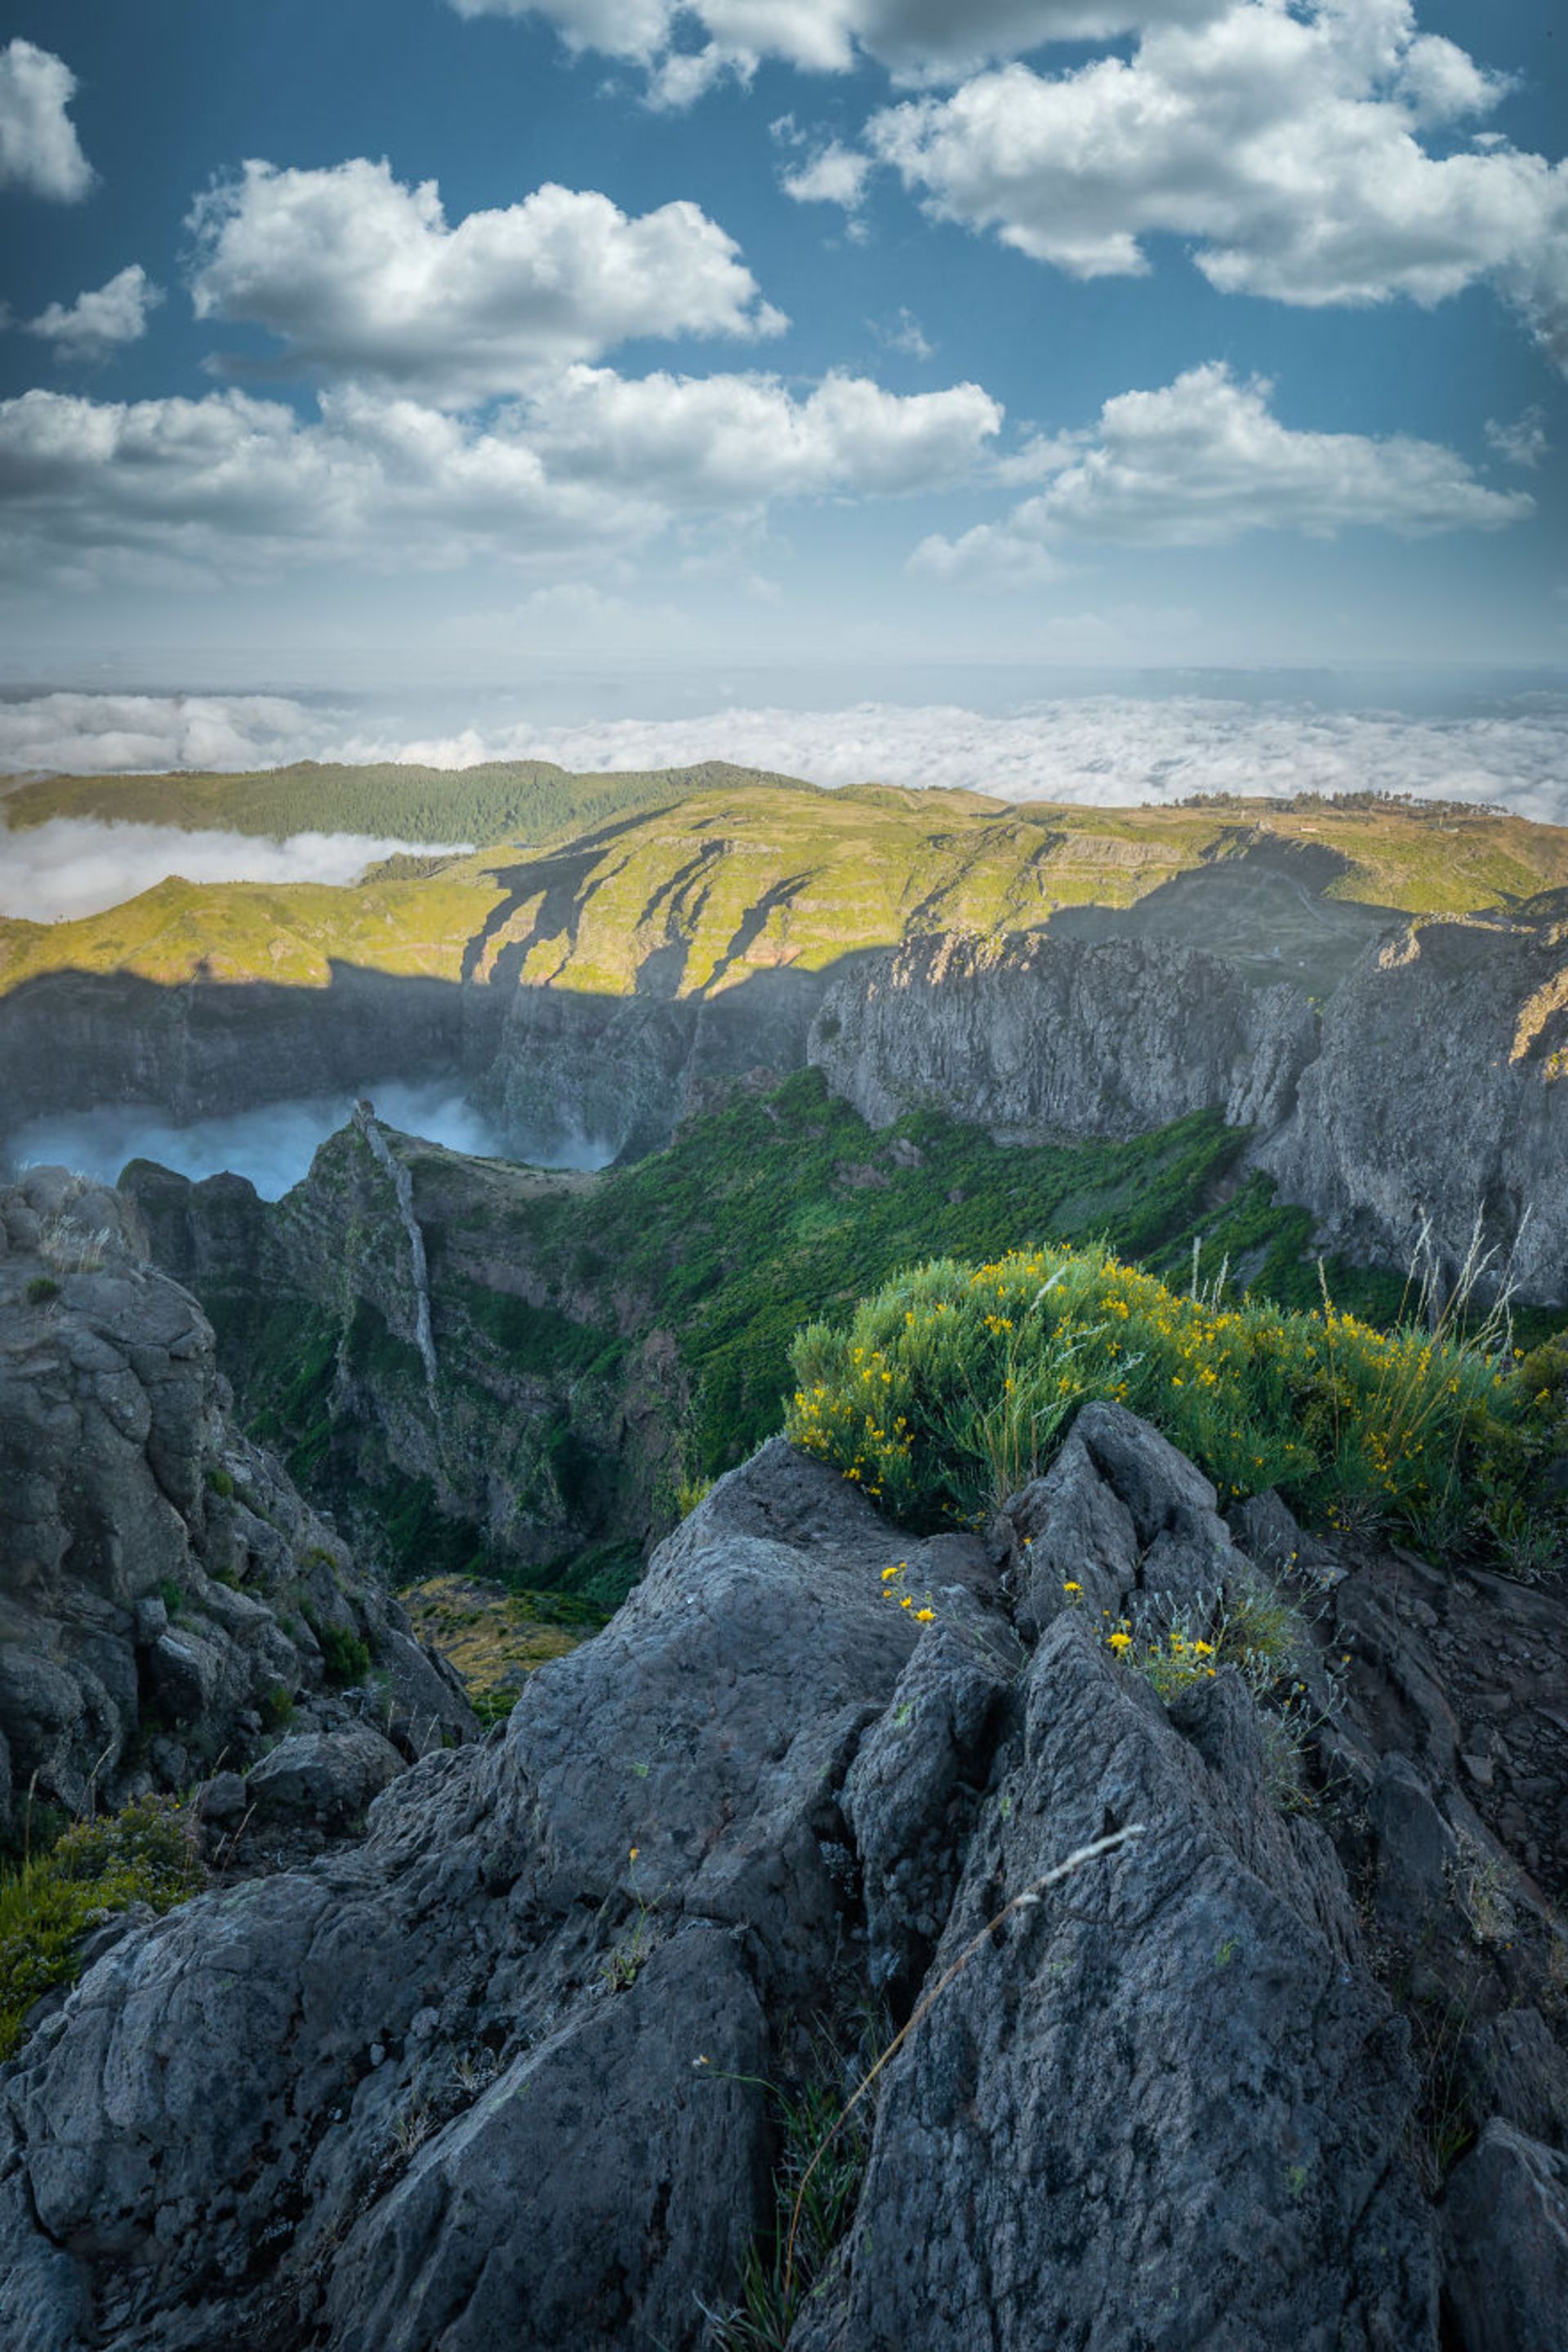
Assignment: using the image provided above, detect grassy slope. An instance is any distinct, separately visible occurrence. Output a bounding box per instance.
[7,784,1567,1001]
[0,757,812,845]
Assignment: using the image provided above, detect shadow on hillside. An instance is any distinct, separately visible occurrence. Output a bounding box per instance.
[1049,837,1405,996]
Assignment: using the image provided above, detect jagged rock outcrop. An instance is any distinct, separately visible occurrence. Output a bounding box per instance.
[809,930,1317,1142]
[2,1416,1561,2351]
[808,904,1568,1303]
[0,1168,474,1832]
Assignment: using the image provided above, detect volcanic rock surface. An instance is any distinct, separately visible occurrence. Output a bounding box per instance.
[1,1414,1563,2351]
[0,1167,474,1834]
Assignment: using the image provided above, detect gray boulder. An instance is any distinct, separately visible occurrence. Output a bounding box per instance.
[1442,2121,1568,2352]
[246,1729,407,1829]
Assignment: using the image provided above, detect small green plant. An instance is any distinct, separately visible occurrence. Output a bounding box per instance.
[259,1684,296,1734]
[0,1797,204,2060]
[315,1622,372,1687]
[389,2097,435,2160]
[599,1846,653,1993]
[24,1275,59,1306]
[203,1464,235,1499]
[675,1473,715,1519]
[157,1577,183,1617]
[700,2020,884,2352]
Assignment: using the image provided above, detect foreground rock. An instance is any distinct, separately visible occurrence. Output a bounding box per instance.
[2,1414,1561,2350]
[0,1168,474,1836]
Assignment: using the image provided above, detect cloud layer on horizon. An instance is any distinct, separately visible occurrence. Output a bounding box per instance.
[4,688,1566,837]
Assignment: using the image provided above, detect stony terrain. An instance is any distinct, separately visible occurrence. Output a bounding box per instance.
[0,1413,1563,2351]
[0,1167,474,1839]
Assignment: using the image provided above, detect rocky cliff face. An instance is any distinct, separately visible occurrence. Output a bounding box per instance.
[0,965,483,1138]
[483,964,831,1164]
[1,1415,1563,2352]
[809,905,1568,1303]
[0,1168,474,1834]
[1254,906,1568,1304]
[124,1113,670,1583]
[811,930,1318,1140]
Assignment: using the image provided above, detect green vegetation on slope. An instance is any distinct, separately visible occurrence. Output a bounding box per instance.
[0,756,812,846]
[7,783,1566,1000]
[222,1072,1416,1603]
[481,1070,1379,1481]
[786,1247,1562,1557]
[0,1797,205,2062]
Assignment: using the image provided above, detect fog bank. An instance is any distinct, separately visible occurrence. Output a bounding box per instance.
[4,1083,609,1201]
[0,819,472,924]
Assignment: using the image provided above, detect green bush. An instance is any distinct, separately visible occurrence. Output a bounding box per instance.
[0,1797,205,2060]
[787,1243,1546,1549]
[24,1275,60,1306]
[260,1683,296,1733]
[315,1621,372,1686]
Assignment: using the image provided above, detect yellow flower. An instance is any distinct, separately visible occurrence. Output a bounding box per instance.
[915,1606,935,1623]
[899,1593,914,1608]
[881,1563,902,1581]
[1107,1629,1133,1654]
[629,1846,639,1862]
[1062,1581,1083,1594]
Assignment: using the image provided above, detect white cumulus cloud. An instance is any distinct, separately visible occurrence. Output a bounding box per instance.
[21,265,163,362]
[1485,407,1549,470]
[0,39,93,202]
[526,364,1002,500]
[0,363,1003,589]
[187,160,786,403]
[448,0,1226,89]
[867,0,1568,365]
[782,140,872,209]
[912,363,1531,577]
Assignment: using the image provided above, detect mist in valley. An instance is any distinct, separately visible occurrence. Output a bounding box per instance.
[3,1080,612,1200]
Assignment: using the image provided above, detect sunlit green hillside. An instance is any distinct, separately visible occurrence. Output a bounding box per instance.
[5,782,1566,1000]
[0,757,809,846]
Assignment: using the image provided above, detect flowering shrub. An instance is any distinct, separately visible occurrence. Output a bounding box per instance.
[787,1244,1546,1550]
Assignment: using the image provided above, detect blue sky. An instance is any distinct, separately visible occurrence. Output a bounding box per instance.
[1,0,1564,716]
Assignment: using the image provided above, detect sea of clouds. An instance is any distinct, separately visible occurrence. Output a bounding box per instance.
[3,684,1566,831]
